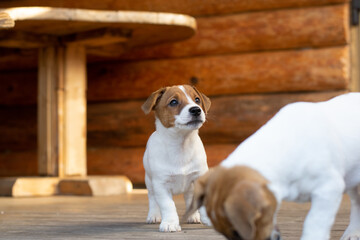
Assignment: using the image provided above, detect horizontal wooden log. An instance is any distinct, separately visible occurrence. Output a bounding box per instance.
[0,0,348,17]
[100,5,350,60]
[0,151,37,177]
[0,91,346,151]
[87,47,349,102]
[0,47,349,105]
[0,48,37,71]
[0,106,37,151]
[0,69,37,105]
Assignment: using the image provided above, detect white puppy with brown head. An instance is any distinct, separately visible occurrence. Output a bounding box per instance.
[142,85,212,232]
[186,93,360,240]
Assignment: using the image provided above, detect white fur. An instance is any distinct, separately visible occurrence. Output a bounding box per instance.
[221,93,360,240]
[143,86,211,232]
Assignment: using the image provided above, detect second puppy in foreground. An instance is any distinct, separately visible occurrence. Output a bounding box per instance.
[186,93,360,240]
[142,85,211,232]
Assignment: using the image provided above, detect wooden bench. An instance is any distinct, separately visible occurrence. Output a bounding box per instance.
[0,7,196,196]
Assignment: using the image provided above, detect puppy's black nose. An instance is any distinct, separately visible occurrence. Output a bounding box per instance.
[189,106,201,116]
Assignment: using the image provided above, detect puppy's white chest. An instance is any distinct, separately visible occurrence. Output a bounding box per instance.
[284,184,312,202]
[165,172,201,195]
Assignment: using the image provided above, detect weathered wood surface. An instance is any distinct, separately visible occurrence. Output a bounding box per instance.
[0,7,196,49]
[100,5,350,60]
[351,26,360,92]
[0,191,351,239]
[0,47,349,106]
[37,47,59,176]
[60,44,87,177]
[0,177,60,197]
[0,0,349,16]
[0,12,14,28]
[88,47,349,102]
[58,176,133,196]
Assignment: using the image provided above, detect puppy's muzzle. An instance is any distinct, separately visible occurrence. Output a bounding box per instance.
[189,106,201,117]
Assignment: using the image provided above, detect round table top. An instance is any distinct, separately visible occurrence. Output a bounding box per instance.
[0,12,14,28]
[0,7,196,50]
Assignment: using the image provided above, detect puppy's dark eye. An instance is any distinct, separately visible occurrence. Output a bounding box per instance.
[169,99,178,107]
[195,97,201,104]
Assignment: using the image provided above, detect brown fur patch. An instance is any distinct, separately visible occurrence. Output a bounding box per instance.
[185,85,211,114]
[186,166,277,240]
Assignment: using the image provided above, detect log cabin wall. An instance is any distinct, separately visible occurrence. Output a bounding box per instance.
[0,0,351,184]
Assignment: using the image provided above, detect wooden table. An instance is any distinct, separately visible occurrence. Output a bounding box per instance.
[0,7,196,196]
[0,12,14,28]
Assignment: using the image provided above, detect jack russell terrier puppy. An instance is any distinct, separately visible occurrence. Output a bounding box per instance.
[142,85,212,232]
[186,93,360,240]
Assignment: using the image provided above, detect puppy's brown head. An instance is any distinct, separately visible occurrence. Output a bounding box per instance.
[142,85,211,129]
[186,166,277,240]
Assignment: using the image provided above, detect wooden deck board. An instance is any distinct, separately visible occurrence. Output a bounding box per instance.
[0,190,350,239]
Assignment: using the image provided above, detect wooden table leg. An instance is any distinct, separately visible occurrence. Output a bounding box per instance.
[61,44,87,177]
[38,46,59,176]
[38,44,87,177]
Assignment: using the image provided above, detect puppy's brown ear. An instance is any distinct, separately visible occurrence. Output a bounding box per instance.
[141,88,167,114]
[191,86,211,113]
[183,169,213,221]
[224,181,264,240]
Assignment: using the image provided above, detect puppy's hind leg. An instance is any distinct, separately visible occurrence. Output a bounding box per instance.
[145,175,161,224]
[341,186,360,240]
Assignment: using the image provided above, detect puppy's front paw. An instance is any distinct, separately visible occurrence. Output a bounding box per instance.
[341,229,360,240]
[341,233,360,240]
[146,214,161,224]
[159,221,181,232]
[341,236,360,240]
[200,215,212,226]
[187,211,201,224]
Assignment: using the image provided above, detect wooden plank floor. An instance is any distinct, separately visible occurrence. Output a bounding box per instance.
[0,189,351,239]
